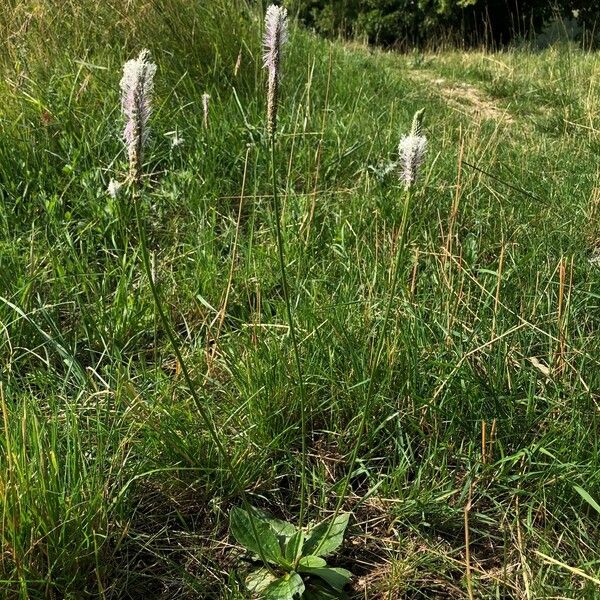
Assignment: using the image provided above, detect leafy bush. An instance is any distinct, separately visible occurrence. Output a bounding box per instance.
[288,0,599,47]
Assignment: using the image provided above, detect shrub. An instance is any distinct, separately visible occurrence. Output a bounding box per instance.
[288,0,598,48]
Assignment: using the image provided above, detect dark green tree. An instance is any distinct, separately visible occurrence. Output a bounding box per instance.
[287,0,596,47]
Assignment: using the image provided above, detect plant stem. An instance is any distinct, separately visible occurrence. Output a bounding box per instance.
[316,186,413,553]
[132,188,274,573]
[269,136,308,527]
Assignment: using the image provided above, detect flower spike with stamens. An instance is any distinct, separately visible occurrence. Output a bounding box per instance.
[120,49,156,184]
[263,4,288,137]
[398,108,427,189]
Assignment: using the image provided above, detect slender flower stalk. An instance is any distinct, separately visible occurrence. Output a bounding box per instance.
[120,49,156,184]
[263,4,288,137]
[202,92,210,129]
[124,56,275,577]
[398,108,427,189]
[262,4,308,526]
[315,109,428,556]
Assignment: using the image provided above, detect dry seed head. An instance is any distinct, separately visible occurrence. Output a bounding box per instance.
[202,93,210,129]
[234,49,242,76]
[120,49,156,183]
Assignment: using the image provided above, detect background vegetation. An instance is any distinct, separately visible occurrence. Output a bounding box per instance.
[1,0,600,597]
[288,0,600,47]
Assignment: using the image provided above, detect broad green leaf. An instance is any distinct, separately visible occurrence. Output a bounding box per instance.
[285,530,305,563]
[230,506,283,565]
[268,518,297,542]
[247,568,278,594]
[303,581,348,599]
[302,590,334,600]
[263,572,305,600]
[574,485,600,516]
[248,507,297,546]
[303,513,350,557]
[298,555,327,569]
[299,566,351,591]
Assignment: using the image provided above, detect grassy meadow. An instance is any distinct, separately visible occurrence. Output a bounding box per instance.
[2,1,600,597]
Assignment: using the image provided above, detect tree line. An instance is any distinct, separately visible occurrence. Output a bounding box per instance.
[287,1,600,48]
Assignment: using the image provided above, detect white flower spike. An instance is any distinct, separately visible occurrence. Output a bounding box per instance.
[107,178,122,198]
[120,49,156,183]
[263,5,288,137]
[398,108,427,189]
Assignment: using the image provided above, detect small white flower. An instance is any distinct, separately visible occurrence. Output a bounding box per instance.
[166,130,184,148]
[107,178,122,198]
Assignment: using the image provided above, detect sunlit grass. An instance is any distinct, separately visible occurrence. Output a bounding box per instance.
[1,1,600,597]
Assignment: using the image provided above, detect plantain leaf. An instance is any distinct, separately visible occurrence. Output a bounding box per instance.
[230,506,284,565]
[251,507,297,542]
[247,568,278,594]
[298,566,351,591]
[285,530,305,563]
[263,572,305,600]
[303,581,349,599]
[303,513,350,557]
[298,555,327,569]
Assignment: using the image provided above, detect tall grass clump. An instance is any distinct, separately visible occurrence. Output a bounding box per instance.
[0,384,136,596]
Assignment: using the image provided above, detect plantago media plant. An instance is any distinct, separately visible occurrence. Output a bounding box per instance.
[262,2,310,530]
[314,109,429,573]
[231,507,351,599]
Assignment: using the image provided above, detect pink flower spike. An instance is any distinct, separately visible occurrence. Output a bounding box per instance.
[120,49,156,182]
[263,5,288,136]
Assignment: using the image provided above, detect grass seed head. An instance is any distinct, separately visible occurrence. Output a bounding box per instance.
[202,92,210,129]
